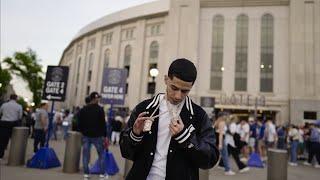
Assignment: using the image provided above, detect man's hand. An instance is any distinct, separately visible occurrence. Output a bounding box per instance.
[133,112,149,135]
[169,118,184,136]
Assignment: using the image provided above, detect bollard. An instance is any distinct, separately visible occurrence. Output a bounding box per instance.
[8,127,29,166]
[267,148,288,180]
[123,159,133,178]
[199,169,209,180]
[63,131,82,173]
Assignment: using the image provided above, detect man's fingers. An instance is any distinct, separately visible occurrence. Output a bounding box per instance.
[169,123,179,132]
[169,126,175,135]
[138,112,148,118]
[135,116,149,123]
[177,119,183,125]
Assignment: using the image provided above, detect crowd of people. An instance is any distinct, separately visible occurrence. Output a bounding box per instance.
[212,112,320,176]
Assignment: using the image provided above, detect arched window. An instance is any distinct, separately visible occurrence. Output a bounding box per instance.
[76,57,81,84]
[87,53,94,82]
[149,41,159,64]
[235,14,249,91]
[104,49,110,68]
[124,45,131,76]
[260,14,274,92]
[210,15,224,90]
[147,41,159,94]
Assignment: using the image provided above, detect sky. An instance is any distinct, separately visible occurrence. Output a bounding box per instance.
[1,0,156,101]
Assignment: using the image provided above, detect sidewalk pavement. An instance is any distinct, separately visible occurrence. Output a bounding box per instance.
[0,138,319,180]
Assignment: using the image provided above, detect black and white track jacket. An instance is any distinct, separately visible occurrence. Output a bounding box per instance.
[120,93,220,180]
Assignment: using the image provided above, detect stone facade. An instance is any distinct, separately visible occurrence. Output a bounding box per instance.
[58,0,320,125]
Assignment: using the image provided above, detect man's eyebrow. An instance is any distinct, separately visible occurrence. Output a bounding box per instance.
[171,84,190,91]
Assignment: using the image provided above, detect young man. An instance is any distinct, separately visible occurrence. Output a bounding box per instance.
[78,92,107,179]
[120,58,220,180]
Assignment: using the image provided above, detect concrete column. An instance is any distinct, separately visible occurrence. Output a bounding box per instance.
[8,127,29,166]
[267,148,287,180]
[63,131,82,173]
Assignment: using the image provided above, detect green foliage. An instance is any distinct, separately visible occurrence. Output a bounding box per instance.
[17,97,28,110]
[3,49,44,106]
[0,64,12,99]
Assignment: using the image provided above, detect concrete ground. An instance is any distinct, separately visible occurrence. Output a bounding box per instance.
[0,136,319,180]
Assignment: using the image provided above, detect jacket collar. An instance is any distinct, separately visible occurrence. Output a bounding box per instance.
[145,93,194,116]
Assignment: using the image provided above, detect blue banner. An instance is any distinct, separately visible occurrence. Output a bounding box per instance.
[100,68,127,105]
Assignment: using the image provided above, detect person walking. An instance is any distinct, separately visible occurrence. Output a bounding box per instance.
[120,58,220,180]
[111,115,123,145]
[78,92,107,179]
[237,119,250,160]
[304,122,320,168]
[0,94,23,159]
[33,102,49,153]
[214,113,235,175]
[225,115,250,173]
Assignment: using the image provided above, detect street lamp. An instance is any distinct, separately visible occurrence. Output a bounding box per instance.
[149,68,159,97]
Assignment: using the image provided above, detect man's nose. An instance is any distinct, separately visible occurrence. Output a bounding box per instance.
[174,90,182,100]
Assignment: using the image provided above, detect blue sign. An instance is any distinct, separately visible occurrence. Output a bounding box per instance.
[100,68,127,105]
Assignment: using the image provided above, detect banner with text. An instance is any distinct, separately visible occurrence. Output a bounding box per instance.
[100,68,127,105]
[42,66,69,101]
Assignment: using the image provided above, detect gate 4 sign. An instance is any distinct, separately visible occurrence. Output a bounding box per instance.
[42,66,69,101]
[100,68,127,105]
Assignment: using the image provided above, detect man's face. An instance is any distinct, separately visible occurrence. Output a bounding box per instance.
[165,75,193,105]
[43,104,48,110]
[92,97,100,104]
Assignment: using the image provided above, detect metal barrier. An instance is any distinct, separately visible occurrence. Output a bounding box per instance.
[63,131,82,173]
[267,148,288,180]
[8,127,29,166]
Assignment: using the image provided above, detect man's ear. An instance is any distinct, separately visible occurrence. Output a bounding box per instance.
[164,75,168,85]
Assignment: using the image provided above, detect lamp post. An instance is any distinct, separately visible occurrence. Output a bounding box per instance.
[149,68,159,97]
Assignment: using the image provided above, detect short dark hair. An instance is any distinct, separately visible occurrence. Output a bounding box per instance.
[89,92,101,100]
[10,94,18,100]
[40,102,47,107]
[168,58,197,84]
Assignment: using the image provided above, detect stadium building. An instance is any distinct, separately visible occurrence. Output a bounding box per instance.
[58,0,320,125]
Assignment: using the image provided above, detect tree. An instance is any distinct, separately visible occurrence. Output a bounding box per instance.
[0,63,12,100]
[3,49,44,106]
[17,97,28,110]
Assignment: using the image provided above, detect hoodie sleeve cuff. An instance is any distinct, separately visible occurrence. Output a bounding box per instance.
[174,124,195,144]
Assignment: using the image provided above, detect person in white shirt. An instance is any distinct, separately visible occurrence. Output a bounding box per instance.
[62,110,73,140]
[225,115,250,173]
[0,94,23,158]
[264,120,277,150]
[120,58,219,180]
[237,119,250,159]
[51,110,62,140]
[287,125,300,166]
